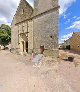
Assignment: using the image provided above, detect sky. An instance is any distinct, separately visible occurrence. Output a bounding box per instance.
[0,0,80,43]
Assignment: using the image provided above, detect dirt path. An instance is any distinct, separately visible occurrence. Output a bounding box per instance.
[0,50,79,92]
[59,50,80,92]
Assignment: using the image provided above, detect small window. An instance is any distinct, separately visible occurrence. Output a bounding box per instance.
[21,9,24,15]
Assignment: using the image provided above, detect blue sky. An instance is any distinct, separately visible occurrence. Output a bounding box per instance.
[0,0,80,43]
[59,0,80,43]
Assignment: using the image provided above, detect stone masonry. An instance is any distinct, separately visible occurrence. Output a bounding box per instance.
[11,0,59,58]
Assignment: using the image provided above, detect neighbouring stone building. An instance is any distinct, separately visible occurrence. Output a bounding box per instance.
[63,38,72,50]
[62,32,80,52]
[70,32,80,52]
[11,0,59,58]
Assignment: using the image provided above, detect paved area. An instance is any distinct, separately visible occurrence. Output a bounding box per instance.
[0,50,80,92]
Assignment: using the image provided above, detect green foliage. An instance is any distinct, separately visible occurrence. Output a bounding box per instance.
[0,24,11,46]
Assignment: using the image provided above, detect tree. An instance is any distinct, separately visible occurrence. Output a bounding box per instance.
[0,24,11,47]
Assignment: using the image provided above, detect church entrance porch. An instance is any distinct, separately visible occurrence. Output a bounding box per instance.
[19,33,28,53]
[20,41,28,52]
[25,41,28,52]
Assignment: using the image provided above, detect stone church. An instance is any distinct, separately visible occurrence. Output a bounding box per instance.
[11,0,59,58]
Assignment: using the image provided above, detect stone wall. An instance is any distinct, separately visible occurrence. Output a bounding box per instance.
[70,33,80,52]
[12,19,33,53]
[34,0,58,15]
[11,25,19,51]
[28,20,34,53]
[33,10,59,58]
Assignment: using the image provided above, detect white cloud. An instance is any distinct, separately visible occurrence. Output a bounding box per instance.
[76,17,80,20]
[59,0,76,15]
[0,0,20,21]
[62,32,73,38]
[0,17,11,26]
[0,17,7,24]
[66,20,80,29]
[0,0,20,26]
[65,19,70,24]
[73,16,77,19]
[59,32,73,43]
[63,14,67,19]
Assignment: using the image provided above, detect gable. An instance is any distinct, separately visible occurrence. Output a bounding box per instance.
[12,0,33,25]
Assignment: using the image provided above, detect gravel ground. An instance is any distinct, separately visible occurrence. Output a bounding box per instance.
[0,50,80,92]
[59,50,80,92]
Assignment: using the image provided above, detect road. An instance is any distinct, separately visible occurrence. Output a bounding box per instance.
[0,50,80,92]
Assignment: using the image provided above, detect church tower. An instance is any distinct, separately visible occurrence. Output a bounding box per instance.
[34,0,58,15]
[33,0,59,58]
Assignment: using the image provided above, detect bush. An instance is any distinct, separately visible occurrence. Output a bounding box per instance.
[0,24,11,47]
